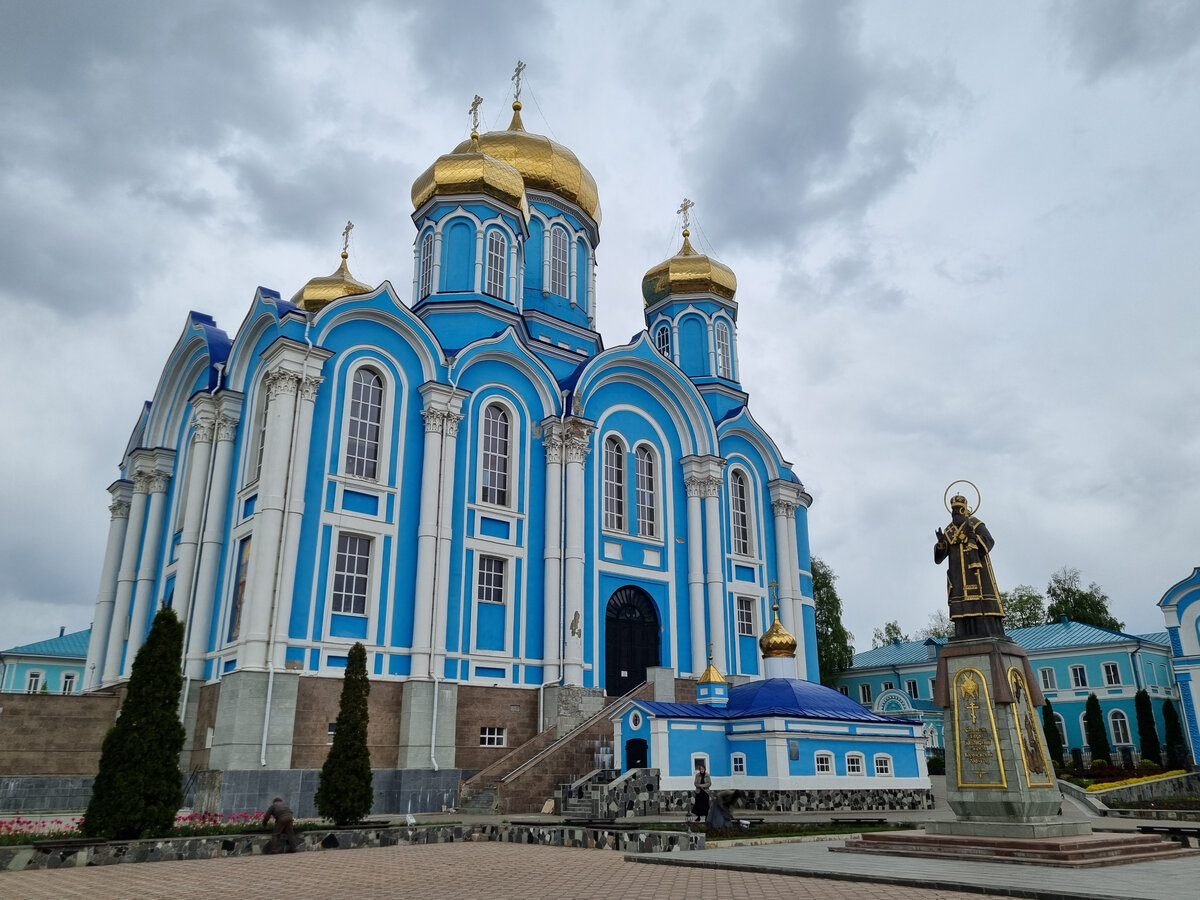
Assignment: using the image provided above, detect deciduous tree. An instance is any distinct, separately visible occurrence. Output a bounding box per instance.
[1000,584,1045,629]
[1045,567,1123,631]
[812,556,855,687]
[871,620,910,649]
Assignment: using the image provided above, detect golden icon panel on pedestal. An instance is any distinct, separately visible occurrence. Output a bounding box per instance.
[952,667,1008,789]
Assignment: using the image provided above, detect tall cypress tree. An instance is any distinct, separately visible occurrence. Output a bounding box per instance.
[1134,690,1162,765]
[315,642,373,825]
[1163,699,1188,769]
[1040,697,1064,768]
[1083,693,1111,765]
[82,607,186,839]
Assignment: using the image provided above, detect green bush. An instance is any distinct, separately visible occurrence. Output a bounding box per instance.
[315,642,373,826]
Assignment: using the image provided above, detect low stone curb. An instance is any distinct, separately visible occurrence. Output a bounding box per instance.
[1,822,703,872]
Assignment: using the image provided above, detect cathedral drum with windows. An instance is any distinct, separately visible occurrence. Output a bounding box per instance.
[81,92,817,783]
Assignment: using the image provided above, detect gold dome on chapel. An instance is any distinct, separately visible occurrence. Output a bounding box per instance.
[290,250,373,312]
[759,604,797,659]
[445,101,601,222]
[698,658,728,685]
[641,229,738,307]
[411,131,531,220]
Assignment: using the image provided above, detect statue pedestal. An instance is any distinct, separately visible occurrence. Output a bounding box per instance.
[931,637,1090,839]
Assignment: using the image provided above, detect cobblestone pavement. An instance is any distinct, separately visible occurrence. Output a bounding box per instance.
[1,842,1006,900]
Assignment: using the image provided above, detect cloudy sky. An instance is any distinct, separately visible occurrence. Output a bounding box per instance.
[2,1,1198,655]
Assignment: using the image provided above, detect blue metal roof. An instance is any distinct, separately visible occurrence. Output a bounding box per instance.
[1135,632,1170,646]
[639,678,918,724]
[852,638,945,669]
[2,628,90,659]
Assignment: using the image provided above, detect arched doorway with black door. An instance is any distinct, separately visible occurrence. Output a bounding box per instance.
[604,585,660,696]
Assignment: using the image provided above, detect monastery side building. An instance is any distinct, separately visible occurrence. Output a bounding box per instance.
[82,95,816,777]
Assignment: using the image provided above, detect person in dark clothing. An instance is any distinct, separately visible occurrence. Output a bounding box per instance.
[691,762,711,822]
[264,797,298,853]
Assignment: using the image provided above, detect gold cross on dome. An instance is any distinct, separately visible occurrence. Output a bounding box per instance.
[341,221,354,255]
[677,197,695,231]
[512,60,526,101]
[469,95,483,131]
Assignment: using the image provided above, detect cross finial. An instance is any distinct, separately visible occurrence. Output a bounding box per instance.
[469,94,483,132]
[512,60,526,101]
[341,221,354,256]
[769,579,779,609]
[707,641,714,664]
[677,197,695,232]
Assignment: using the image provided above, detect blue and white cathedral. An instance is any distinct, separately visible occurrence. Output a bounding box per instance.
[82,88,818,776]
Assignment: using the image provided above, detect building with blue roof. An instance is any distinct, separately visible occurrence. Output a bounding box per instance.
[838,617,1181,765]
[1,628,90,694]
[1158,567,1200,763]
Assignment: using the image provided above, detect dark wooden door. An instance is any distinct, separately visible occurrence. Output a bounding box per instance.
[605,586,660,696]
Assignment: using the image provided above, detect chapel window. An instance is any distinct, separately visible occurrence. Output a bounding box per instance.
[730,470,751,556]
[481,404,510,506]
[550,225,569,296]
[715,320,732,378]
[332,533,371,616]
[635,445,656,538]
[485,230,507,299]
[345,368,383,480]
[603,437,625,531]
[419,231,434,298]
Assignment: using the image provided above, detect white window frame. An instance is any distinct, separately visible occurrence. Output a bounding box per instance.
[1145,662,1158,686]
[655,324,671,357]
[815,751,834,774]
[246,385,269,487]
[61,672,76,695]
[729,469,751,556]
[839,685,850,696]
[25,671,43,694]
[846,752,865,775]
[736,596,755,636]
[480,403,511,507]
[344,366,384,480]
[1040,667,1057,691]
[859,683,872,704]
[603,436,625,531]
[331,532,372,616]
[476,554,507,605]
[715,319,732,378]
[731,753,746,775]
[1079,712,1090,745]
[419,231,434,298]
[480,726,506,747]
[1054,713,1068,747]
[882,681,894,691]
[1071,665,1087,688]
[634,444,657,538]
[549,225,569,296]
[1103,661,1121,686]
[874,754,893,777]
[485,229,507,299]
[1110,710,1131,745]
[905,679,919,699]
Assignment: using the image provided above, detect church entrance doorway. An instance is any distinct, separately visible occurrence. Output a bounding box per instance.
[605,585,660,696]
[625,738,648,769]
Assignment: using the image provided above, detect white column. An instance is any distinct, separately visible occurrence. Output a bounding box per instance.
[706,320,718,376]
[787,512,810,680]
[103,474,150,683]
[473,227,484,293]
[186,409,239,680]
[241,368,300,670]
[541,421,564,683]
[84,482,132,690]
[568,235,577,305]
[431,230,443,292]
[433,408,464,668]
[410,406,444,680]
[509,240,519,307]
[172,403,216,644]
[671,322,680,366]
[770,496,800,679]
[124,470,171,671]
[562,419,593,685]
[683,474,707,675]
[541,225,551,291]
[703,483,728,675]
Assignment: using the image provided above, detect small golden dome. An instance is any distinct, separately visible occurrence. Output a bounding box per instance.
[759,604,797,659]
[698,659,728,685]
[450,102,601,223]
[411,132,530,220]
[641,230,737,307]
[290,251,373,312]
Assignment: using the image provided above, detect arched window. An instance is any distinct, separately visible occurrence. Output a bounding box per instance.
[481,404,510,505]
[345,368,383,479]
[1053,713,1067,747]
[715,320,732,378]
[1110,710,1131,745]
[873,754,893,776]
[603,437,625,531]
[814,751,834,774]
[655,325,671,357]
[549,225,569,296]
[419,231,434,298]
[635,445,656,538]
[845,752,865,775]
[485,230,507,298]
[730,470,751,556]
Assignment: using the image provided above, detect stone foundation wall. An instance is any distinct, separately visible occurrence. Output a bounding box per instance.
[1091,772,1200,806]
[599,768,661,818]
[454,685,540,772]
[289,677,404,769]
[0,692,120,776]
[659,786,934,813]
[0,822,703,872]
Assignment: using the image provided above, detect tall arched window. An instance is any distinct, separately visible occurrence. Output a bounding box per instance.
[655,325,671,357]
[481,404,510,505]
[550,225,569,296]
[1053,713,1067,747]
[345,368,383,479]
[485,230,507,298]
[1110,710,1131,745]
[419,231,434,298]
[603,437,625,531]
[715,320,732,378]
[730,470,751,556]
[635,445,656,538]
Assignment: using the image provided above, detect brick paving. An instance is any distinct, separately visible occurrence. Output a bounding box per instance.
[1,841,1005,900]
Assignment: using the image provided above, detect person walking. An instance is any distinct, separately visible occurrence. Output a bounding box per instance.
[691,761,711,824]
[263,796,298,853]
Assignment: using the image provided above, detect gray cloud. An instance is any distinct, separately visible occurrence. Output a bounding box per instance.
[1054,0,1200,82]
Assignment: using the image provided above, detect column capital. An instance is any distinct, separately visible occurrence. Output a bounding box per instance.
[563,418,594,465]
[422,408,446,433]
[264,368,302,400]
[299,374,323,402]
[191,410,217,443]
[444,411,463,438]
[771,498,798,518]
[216,414,239,443]
[109,499,131,520]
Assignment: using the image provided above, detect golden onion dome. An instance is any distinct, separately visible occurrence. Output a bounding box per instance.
[449,101,601,223]
[759,604,797,659]
[641,229,737,307]
[290,251,373,312]
[411,131,530,220]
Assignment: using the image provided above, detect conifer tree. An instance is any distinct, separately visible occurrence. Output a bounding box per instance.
[1083,693,1111,765]
[1134,689,1161,765]
[82,607,186,839]
[1040,697,1064,768]
[315,642,373,825]
[1163,699,1188,769]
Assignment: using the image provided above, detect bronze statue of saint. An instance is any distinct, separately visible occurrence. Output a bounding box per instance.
[935,492,1006,639]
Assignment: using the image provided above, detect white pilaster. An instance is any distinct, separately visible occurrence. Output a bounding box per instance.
[432,230,443,292]
[540,420,564,683]
[172,402,216,646]
[433,406,464,670]
[682,467,707,676]
[562,418,593,685]
[84,481,132,690]
[473,227,484,293]
[125,463,173,672]
[103,474,150,683]
[703,478,728,675]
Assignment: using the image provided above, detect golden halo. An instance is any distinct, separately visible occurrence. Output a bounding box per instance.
[944,480,981,515]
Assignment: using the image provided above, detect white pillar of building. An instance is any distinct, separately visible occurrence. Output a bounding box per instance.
[473,227,484,293]
[768,490,800,679]
[431,230,443,291]
[432,407,464,671]
[540,420,564,683]
[172,401,217,645]
[124,464,173,672]
[702,472,728,676]
[185,404,240,680]
[562,418,593,686]
[787,486,814,678]
[102,473,150,683]
[84,480,133,690]
[682,461,709,676]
